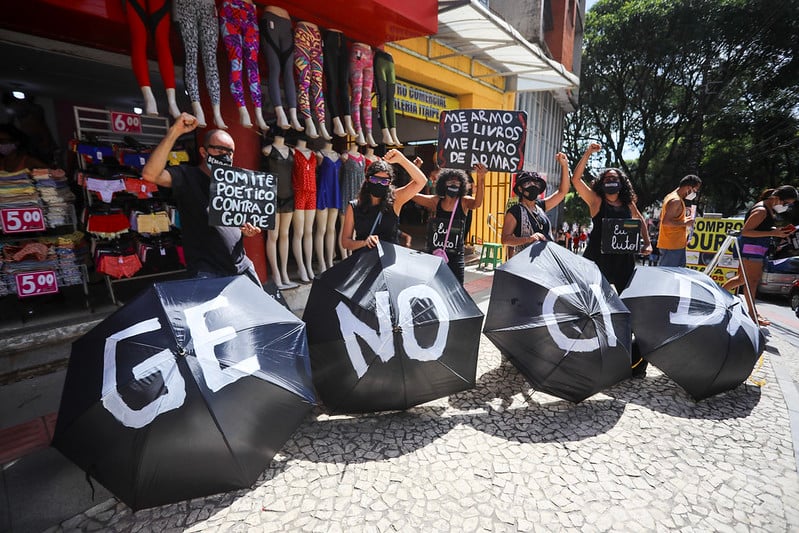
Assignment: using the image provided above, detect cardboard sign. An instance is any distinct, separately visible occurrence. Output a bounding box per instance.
[426,218,464,254]
[208,164,277,229]
[601,218,641,254]
[436,109,527,172]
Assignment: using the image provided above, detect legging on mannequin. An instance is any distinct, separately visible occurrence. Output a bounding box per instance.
[219,0,262,108]
[294,22,326,123]
[122,0,176,88]
[323,30,349,119]
[174,0,221,105]
[373,50,396,130]
[259,11,297,109]
[349,43,373,132]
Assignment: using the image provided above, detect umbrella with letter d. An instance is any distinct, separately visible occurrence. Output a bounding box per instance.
[620,266,765,400]
[52,275,315,510]
[483,241,632,403]
[303,242,483,413]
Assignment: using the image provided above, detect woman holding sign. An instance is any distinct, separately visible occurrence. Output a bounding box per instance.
[501,153,570,258]
[340,149,426,256]
[572,142,652,293]
[412,164,487,284]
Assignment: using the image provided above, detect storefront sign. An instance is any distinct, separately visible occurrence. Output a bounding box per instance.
[426,218,464,254]
[1,207,46,233]
[686,217,745,285]
[437,109,527,172]
[110,111,143,134]
[16,270,59,298]
[601,219,641,254]
[208,165,277,229]
[393,80,458,123]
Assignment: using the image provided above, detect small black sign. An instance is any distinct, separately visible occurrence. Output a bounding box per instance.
[426,218,464,254]
[601,218,642,254]
[208,164,277,230]
[436,109,527,173]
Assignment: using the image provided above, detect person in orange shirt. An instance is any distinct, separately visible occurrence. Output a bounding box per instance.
[658,174,702,267]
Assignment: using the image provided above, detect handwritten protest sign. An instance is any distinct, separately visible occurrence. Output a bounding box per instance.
[437,109,527,172]
[208,164,277,229]
[426,218,464,255]
[601,218,641,254]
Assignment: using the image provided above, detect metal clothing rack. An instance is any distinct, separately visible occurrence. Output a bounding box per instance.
[73,106,186,305]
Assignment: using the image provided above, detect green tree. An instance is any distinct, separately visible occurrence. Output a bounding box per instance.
[566,0,799,215]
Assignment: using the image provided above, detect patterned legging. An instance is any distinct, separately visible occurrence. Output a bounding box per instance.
[219,0,262,108]
[294,22,326,123]
[174,0,221,105]
[349,43,373,132]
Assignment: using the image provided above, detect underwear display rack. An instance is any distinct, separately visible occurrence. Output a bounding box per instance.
[0,168,90,310]
[72,134,188,305]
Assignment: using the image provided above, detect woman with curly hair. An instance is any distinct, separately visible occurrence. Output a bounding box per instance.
[340,149,426,256]
[411,164,486,283]
[572,142,652,292]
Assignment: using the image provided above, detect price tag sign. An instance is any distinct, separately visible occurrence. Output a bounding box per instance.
[110,111,143,134]
[15,270,59,298]
[1,207,46,233]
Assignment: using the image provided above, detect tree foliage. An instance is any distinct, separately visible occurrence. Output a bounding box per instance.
[565,0,799,216]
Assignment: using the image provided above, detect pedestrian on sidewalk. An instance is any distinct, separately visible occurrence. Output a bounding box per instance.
[501,152,570,259]
[658,174,702,267]
[411,164,487,284]
[722,185,797,326]
[141,112,263,286]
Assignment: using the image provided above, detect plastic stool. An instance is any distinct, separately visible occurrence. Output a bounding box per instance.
[479,243,504,270]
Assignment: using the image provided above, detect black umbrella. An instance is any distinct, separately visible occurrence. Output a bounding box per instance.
[620,266,765,400]
[302,242,483,413]
[52,276,315,510]
[483,242,632,403]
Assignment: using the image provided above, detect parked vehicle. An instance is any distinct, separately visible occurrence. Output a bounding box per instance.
[757,256,799,299]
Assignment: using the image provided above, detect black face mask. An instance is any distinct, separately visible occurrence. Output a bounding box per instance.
[206,153,233,167]
[602,181,621,195]
[521,186,541,200]
[445,185,460,198]
[367,182,389,198]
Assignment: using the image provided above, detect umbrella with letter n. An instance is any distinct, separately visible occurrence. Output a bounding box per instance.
[620,266,765,400]
[52,275,316,510]
[483,241,632,403]
[302,242,483,413]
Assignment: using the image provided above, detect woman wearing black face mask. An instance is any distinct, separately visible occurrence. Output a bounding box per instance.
[341,148,427,256]
[502,152,570,259]
[572,142,652,293]
[411,164,487,283]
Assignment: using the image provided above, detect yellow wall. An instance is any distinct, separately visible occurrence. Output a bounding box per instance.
[388,37,516,248]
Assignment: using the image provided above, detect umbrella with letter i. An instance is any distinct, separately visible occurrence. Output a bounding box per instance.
[620,266,765,400]
[303,242,484,413]
[483,241,633,403]
[52,275,316,510]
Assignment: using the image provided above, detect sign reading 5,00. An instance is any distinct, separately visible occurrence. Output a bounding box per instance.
[16,270,59,297]
[1,207,46,233]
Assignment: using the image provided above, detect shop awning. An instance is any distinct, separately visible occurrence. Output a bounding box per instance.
[436,0,579,92]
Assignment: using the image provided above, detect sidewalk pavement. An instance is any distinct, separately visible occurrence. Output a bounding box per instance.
[2,264,799,532]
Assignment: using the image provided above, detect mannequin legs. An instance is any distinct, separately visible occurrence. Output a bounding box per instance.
[166,88,181,118]
[266,212,296,288]
[365,130,377,147]
[315,208,339,272]
[304,117,319,138]
[275,106,290,129]
[192,102,207,127]
[390,127,401,146]
[381,128,393,145]
[332,117,345,137]
[239,106,253,128]
[292,209,316,282]
[289,108,303,130]
[212,104,227,129]
[141,86,158,116]
[344,115,358,137]
[254,107,269,131]
[338,212,351,260]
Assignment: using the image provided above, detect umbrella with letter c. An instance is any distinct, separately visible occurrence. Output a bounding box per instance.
[620,266,765,400]
[483,241,632,403]
[52,275,315,510]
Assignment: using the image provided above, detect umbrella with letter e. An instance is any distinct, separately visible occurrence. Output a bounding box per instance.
[620,266,765,400]
[52,275,315,510]
[483,241,632,403]
[303,242,483,413]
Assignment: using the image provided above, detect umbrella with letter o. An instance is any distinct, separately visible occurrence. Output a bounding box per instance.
[483,241,632,403]
[52,276,315,510]
[303,242,483,413]
[620,266,765,400]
